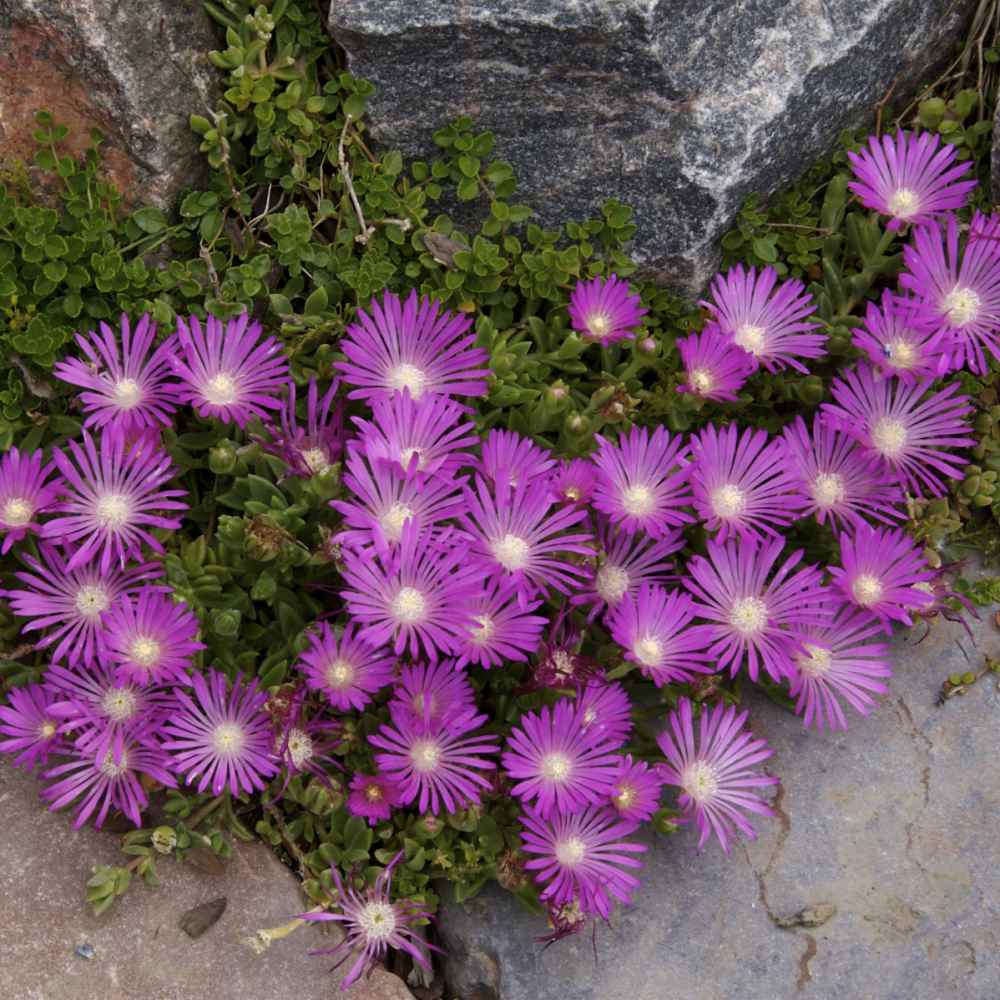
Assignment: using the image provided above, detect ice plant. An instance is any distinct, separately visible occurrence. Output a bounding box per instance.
[0,447,62,553]
[388,660,477,727]
[452,577,548,670]
[657,698,778,853]
[551,458,597,506]
[852,291,950,381]
[297,622,396,712]
[567,274,648,345]
[170,311,290,426]
[161,669,279,797]
[0,684,63,772]
[262,377,343,477]
[52,313,182,437]
[335,289,490,402]
[609,754,664,823]
[847,129,976,230]
[822,362,973,496]
[479,429,557,489]
[576,680,633,746]
[701,264,824,372]
[347,772,406,826]
[676,325,758,402]
[42,431,187,572]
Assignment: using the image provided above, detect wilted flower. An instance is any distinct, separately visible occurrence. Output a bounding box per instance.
[567,274,648,345]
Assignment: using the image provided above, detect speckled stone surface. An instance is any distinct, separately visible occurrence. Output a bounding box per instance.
[438,609,1000,1000]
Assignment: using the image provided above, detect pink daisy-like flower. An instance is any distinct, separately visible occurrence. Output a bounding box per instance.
[262,378,343,477]
[610,754,664,823]
[296,622,396,712]
[701,264,824,373]
[519,803,647,918]
[788,604,893,731]
[0,447,62,553]
[782,414,903,529]
[103,590,204,686]
[847,130,977,230]
[567,274,648,345]
[388,660,477,727]
[551,458,597,506]
[479,429,557,490]
[272,703,342,792]
[676,325,758,402]
[170,311,290,427]
[684,536,828,682]
[452,577,548,670]
[1,545,163,666]
[502,698,621,818]
[370,709,499,815]
[690,423,806,541]
[352,389,478,479]
[577,680,633,746]
[335,289,490,403]
[852,291,951,381]
[0,683,63,771]
[821,362,974,496]
[160,669,279,797]
[591,425,694,539]
[346,772,406,827]
[340,522,478,661]
[52,313,182,437]
[460,477,593,600]
[607,584,715,686]
[657,698,778,853]
[41,431,187,573]
[829,523,934,629]
[899,212,1000,374]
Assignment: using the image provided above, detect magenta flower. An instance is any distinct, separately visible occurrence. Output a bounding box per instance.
[788,604,893,731]
[610,754,664,822]
[0,684,63,772]
[551,458,597,506]
[502,699,621,818]
[657,698,778,853]
[479,429,557,490]
[170,311,289,426]
[591,425,694,539]
[460,477,593,600]
[335,289,490,402]
[340,522,478,661]
[821,362,974,496]
[41,431,187,572]
[52,313,181,437]
[346,772,406,827]
[684,536,828,682]
[520,804,646,918]
[296,622,396,712]
[452,577,548,670]
[701,264,824,373]
[1,545,163,666]
[852,291,951,381]
[160,670,278,797]
[847,130,976,230]
[676,325,758,401]
[262,378,343,477]
[577,680,633,746]
[0,447,62,553]
[272,706,342,790]
[690,423,805,541]
[370,708,499,814]
[567,274,648,345]
[829,523,934,629]
[607,584,715,686]
[782,414,903,529]
[103,590,204,686]
[388,660,477,728]
[899,212,1000,374]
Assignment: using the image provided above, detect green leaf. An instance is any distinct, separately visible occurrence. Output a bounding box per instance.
[133,207,168,234]
[303,285,328,316]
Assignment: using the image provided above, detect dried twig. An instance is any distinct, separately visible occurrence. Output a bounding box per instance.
[337,115,375,245]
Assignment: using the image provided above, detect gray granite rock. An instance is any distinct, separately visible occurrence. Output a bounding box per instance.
[437,607,1000,1000]
[0,0,220,207]
[328,0,976,292]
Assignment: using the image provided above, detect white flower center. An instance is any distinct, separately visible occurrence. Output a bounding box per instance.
[285,728,314,768]
[213,722,245,756]
[39,720,57,740]
[633,634,663,667]
[204,373,239,406]
[325,658,355,689]
[586,311,612,339]
[711,483,746,519]
[551,650,574,678]
[379,502,413,541]
[357,901,398,941]
[2,497,33,527]
[887,187,920,218]
[95,493,131,529]
[74,584,110,618]
[852,573,884,606]
[811,472,845,509]
[595,564,630,604]
[410,739,441,772]
[391,586,427,625]
[885,339,916,369]
[729,596,769,635]
[113,378,143,409]
[621,483,656,517]
[690,367,715,393]
[300,447,330,474]
[614,784,636,810]
[943,286,981,327]
[399,446,424,471]
[682,760,719,803]
[871,417,908,458]
[100,749,129,778]
[541,752,572,782]
[129,636,161,668]
[388,362,428,399]
[101,687,137,722]
[471,614,495,645]
[555,836,587,867]
[491,532,531,571]
[797,642,833,677]
[734,324,766,354]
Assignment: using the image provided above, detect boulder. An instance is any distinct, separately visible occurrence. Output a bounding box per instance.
[328,0,977,292]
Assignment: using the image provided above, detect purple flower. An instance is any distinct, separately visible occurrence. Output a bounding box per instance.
[847,130,976,230]
[852,291,951,381]
[0,684,63,771]
[610,754,664,822]
[170,311,289,427]
[52,313,182,437]
[452,577,548,670]
[388,660,477,728]
[567,274,648,345]
[479,429,557,490]
[607,584,715,686]
[788,604,893,731]
[684,536,828,682]
[782,414,903,529]
[160,669,279,797]
[676,325,758,401]
[591,425,694,539]
[701,264,824,373]
[335,289,490,402]
[821,362,973,496]
[262,378,343,477]
[0,447,62,553]
[690,424,805,541]
[42,431,187,572]
[577,680,633,746]
[657,698,778,853]
[502,699,621,818]
[520,804,646,919]
[296,622,396,712]
[272,705,342,789]
[551,458,597,506]
[346,772,406,827]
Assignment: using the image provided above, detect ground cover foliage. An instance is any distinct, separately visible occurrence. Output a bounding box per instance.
[2,0,1000,987]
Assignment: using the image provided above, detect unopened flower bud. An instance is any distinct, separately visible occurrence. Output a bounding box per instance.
[209,442,238,475]
[637,335,657,355]
[151,826,177,854]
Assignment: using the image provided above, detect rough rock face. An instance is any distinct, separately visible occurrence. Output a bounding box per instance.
[0,0,221,207]
[328,0,977,292]
[437,606,1000,1000]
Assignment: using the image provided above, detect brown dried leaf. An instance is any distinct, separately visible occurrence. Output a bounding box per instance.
[179,897,227,939]
[775,902,837,929]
